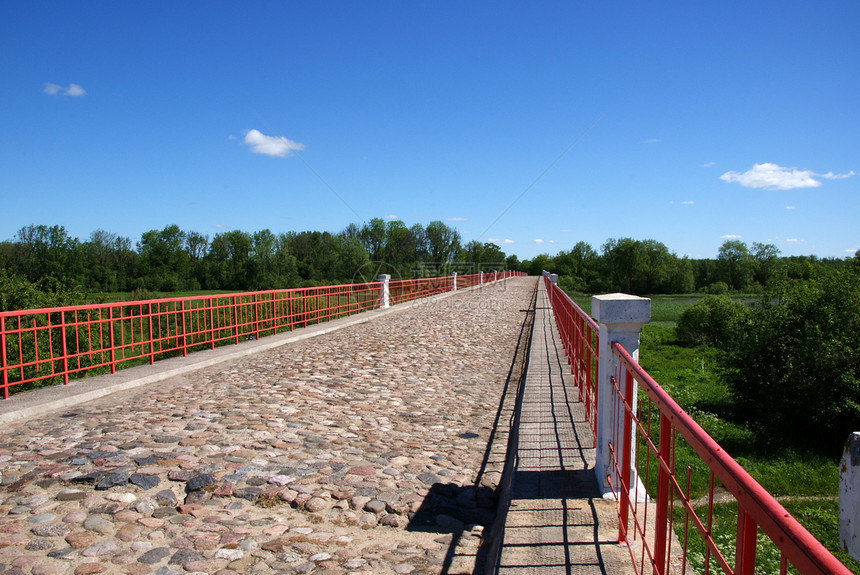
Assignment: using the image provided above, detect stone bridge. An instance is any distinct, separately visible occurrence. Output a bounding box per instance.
[0,277,630,575]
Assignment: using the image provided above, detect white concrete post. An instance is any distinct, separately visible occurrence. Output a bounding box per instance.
[452,272,457,291]
[494,271,498,282]
[840,432,860,562]
[480,271,484,286]
[549,274,558,306]
[592,293,651,496]
[378,274,391,309]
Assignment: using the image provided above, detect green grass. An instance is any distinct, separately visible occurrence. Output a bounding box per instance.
[678,499,858,575]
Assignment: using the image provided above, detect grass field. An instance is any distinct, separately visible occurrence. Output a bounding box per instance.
[571,293,857,573]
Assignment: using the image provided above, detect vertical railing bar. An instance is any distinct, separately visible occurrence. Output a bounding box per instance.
[59,310,69,385]
[253,293,259,340]
[653,412,673,575]
[109,306,116,373]
[147,302,155,364]
[180,300,187,357]
[207,297,214,349]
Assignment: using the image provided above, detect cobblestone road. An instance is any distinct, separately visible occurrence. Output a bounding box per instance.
[0,277,536,575]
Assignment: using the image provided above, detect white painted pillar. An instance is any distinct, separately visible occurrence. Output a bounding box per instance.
[549,273,558,306]
[592,293,651,496]
[378,274,391,309]
[480,271,484,286]
[840,432,860,562]
[452,272,457,291]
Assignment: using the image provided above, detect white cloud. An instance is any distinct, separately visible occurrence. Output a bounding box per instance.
[642,138,661,144]
[720,162,855,190]
[786,238,803,244]
[489,238,515,244]
[243,129,304,157]
[534,239,544,244]
[384,214,398,220]
[44,82,86,96]
[66,83,86,96]
[721,234,742,239]
[446,217,468,222]
[820,171,856,180]
[702,161,716,168]
[784,205,796,210]
[682,200,695,205]
[560,229,575,233]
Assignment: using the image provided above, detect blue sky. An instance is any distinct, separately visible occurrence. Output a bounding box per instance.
[2,2,858,261]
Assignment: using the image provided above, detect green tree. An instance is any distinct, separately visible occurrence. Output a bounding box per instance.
[481,242,506,271]
[641,239,672,293]
[382,220,414,271]
[360,218,386,261]
[719,268,860,448]
[602,237,647,293]
[206,230,252,289]
[716,240,754,292]
[11,224,84,283]
[668,256,695,294]
[752,242,780,286]
[425,221,461,265]
[137,224,191,291]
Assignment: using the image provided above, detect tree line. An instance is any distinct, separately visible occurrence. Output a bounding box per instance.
[1,221,855,311]
[0,220,507,309]
[527,237,852,295]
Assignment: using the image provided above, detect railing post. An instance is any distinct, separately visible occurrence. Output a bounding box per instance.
[840,432,860,563]
[452,272,457,291]
[379,274,391,309]
[592,293,651,495]
[480,271,484,286]
[549,273,558,306]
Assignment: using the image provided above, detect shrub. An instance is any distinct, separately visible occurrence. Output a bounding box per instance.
[676,295,748,348]
[719,268,860,449]
[0,269,85,312]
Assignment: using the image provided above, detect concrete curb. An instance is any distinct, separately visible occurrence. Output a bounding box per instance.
[0,279,511,426]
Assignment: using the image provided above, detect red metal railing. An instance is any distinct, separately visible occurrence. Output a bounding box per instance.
[542,272,851,575]
[390,276,454,305]
[542,273,599,439]
[1,271,522,399]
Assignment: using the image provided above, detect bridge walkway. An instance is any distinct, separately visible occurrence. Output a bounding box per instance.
[493,279,633,574]
[0,276,633,574]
